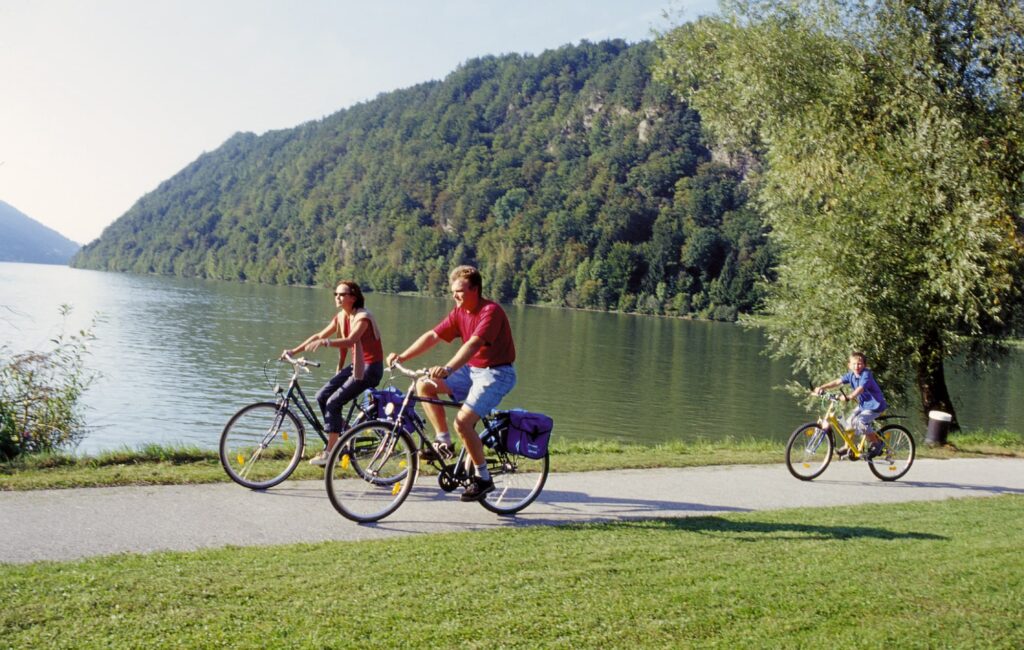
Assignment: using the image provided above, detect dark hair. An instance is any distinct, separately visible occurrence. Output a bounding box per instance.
[850,351,867,363]
[337,281,365,310]
[449,265,482,293]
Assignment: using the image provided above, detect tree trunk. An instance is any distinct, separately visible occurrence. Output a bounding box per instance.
[915,333,959,431]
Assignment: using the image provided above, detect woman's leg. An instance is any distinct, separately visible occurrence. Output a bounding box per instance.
[314,367,354,461]
[322,362,384,450]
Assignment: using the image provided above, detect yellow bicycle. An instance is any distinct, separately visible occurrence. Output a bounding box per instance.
[785,391,915,481]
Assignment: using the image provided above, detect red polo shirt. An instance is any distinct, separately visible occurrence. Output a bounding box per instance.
[433,299,516,368]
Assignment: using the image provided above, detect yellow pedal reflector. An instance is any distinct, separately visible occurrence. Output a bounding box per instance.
[237,454,245,466]
[282,431,289,441]
[341,454,350,469]
[802,463,810,468]
[392,482,402,495]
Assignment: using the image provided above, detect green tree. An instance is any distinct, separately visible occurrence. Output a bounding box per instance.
[657,0,1024,422]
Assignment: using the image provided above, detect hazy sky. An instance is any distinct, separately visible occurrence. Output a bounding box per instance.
[1,0,715,244]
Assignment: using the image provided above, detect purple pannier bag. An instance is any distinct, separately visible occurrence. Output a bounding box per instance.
[501,410,553,460]
[371,387,419,433]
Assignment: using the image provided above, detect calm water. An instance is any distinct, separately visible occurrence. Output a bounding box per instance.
[1,262,1021,454]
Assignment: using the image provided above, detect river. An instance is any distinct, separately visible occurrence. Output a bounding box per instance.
[1,262,1021,454]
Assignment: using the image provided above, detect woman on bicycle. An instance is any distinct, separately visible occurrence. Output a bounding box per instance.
[283,281,384,465]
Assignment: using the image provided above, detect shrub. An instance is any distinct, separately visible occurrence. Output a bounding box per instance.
[0,305,98,460]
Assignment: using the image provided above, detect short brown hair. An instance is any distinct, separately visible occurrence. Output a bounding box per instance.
[449,265,482,292]
[850,351,867,363]
[337,281,365,310]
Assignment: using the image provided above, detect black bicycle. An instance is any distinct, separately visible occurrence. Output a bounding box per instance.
[324,362,550,523]
[219,353,372,490]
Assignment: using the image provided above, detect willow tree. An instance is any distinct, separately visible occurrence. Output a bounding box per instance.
[657,0,1024,424]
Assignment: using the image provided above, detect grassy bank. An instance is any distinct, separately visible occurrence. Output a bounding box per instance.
[2,430,1021,491]
[2,495,1021,647]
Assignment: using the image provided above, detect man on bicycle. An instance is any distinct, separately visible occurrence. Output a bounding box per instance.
[386,265,517,502]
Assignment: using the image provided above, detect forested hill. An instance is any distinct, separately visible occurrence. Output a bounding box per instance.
[71,40,773,320]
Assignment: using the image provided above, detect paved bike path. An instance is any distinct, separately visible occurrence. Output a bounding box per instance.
[2,458,1023,564]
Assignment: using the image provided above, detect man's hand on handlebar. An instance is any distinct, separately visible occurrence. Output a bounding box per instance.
[427,365,452,380]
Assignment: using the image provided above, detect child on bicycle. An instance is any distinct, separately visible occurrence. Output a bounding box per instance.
[283,281,384,466]
[814,351,887,460]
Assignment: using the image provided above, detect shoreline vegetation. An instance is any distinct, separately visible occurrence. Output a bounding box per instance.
[3,431,1021,491]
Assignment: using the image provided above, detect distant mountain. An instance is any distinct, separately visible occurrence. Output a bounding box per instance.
[0,201,80,264]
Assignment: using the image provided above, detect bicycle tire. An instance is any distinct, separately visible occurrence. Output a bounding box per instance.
[867,423,915,481]
[785,422,834,481]
[324,420,417,523]
[219,402,304,490]
[480,450,549,515]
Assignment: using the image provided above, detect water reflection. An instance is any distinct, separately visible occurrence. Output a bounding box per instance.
[1,262,1020,454]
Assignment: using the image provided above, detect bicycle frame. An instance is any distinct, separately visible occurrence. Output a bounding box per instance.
[275,369,329,446]
[274,354,371,447]
[818,399,868,460]
[817,394,907,460]
[381,368,502,461]
[364,363,511,492]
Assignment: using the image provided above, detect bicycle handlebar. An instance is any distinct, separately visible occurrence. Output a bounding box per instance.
[388,360,438,387]
[280,352,320,369]
[814,389,848,403]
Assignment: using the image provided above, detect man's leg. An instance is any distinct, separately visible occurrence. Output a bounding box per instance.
[416,375,460,460]
[416,378,451,438]
[454,406,484,465]
[457,366,516,501]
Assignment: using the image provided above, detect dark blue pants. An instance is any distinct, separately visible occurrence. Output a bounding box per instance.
[315,361,384,432]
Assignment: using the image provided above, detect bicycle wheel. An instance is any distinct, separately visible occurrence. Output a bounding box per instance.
[785,422,833,481]
[220,402,304,490]
[868,424,915,481]
[345,423,409,486]
[480,450,549,515]
[325,421,417,523]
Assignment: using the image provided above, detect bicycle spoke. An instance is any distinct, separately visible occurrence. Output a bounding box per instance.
[220,403,304,490]
[785,423,833,480]
[480,451,548,515]
[326,422,416,523]
[868,425,915,481]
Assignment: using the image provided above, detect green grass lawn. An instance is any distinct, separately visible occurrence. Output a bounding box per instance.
[1,495,1021,648]
[2,430,1021,491]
